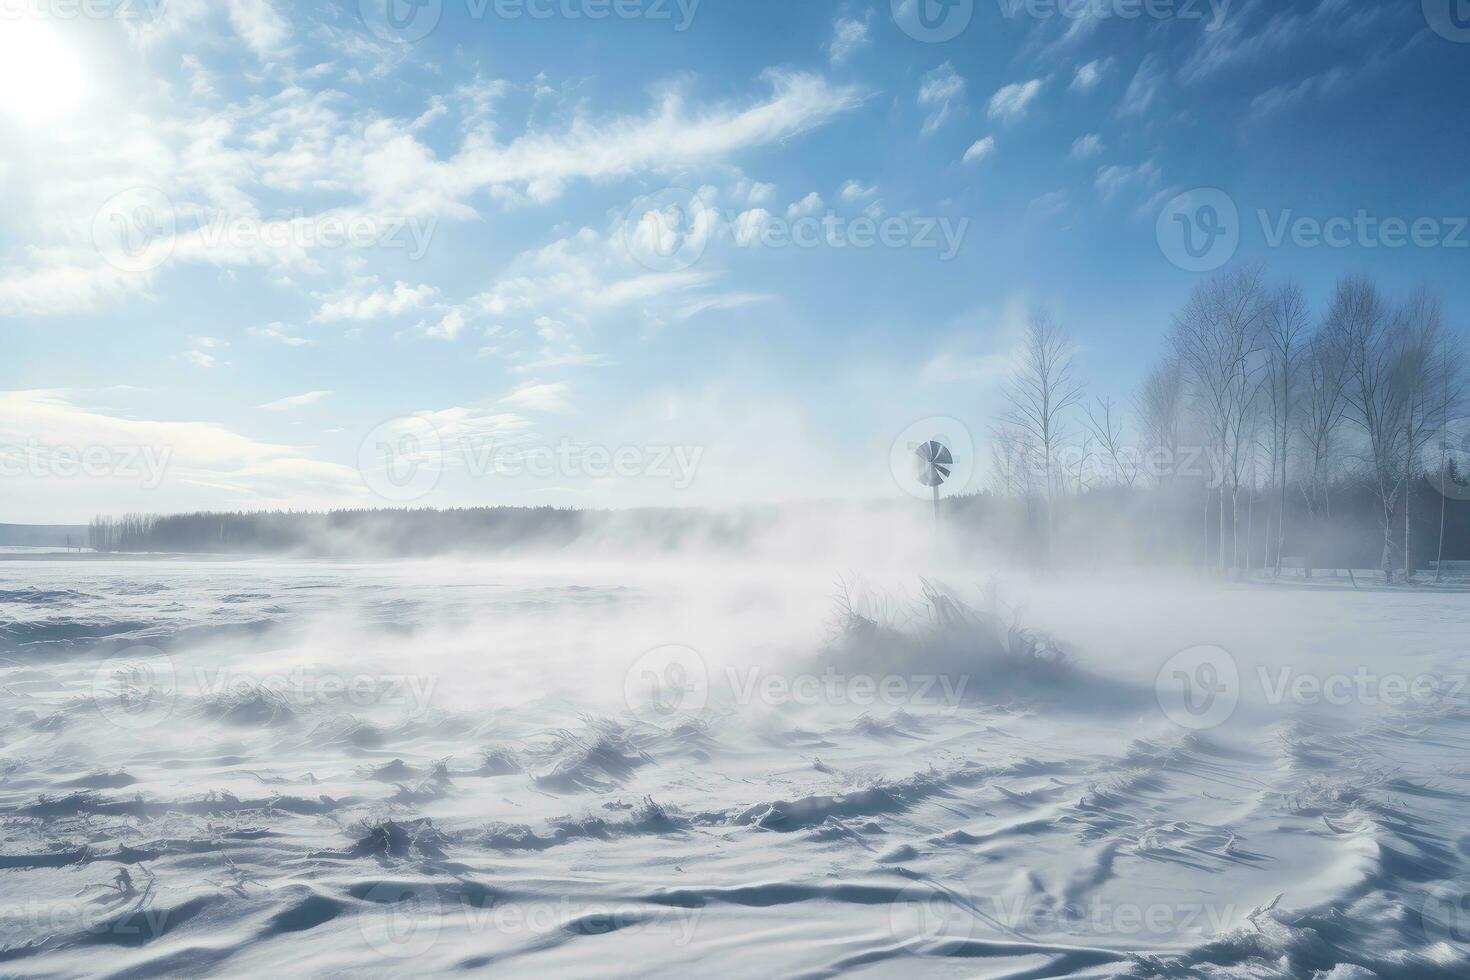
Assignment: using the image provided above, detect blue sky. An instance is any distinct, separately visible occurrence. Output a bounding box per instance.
[1,0,1467,522]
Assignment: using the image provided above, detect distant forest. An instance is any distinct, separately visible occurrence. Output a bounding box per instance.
[88,474,1469,573]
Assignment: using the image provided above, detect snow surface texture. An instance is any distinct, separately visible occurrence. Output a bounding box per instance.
[1,555,1469,978]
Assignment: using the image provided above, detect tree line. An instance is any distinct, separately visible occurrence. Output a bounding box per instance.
[983,264,1469,581]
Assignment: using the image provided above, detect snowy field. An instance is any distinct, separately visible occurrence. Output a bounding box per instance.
[2,555,1469,978]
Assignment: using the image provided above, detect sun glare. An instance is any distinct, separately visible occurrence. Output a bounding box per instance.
[0,20,85,122]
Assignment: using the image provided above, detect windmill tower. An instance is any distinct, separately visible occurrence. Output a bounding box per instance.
[913,440,954,522]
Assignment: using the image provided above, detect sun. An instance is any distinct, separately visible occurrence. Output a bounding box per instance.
[0,19,85,122]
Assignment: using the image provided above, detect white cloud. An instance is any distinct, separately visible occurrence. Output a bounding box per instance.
[249,322,312,346]
[1070,58,1112,93]
[0,388,362,516]
[452,71,865,204]
[312,280,439,322]
[828,12,872,64]
[1027,189,1070,219]
[226,0,290,61]
[420,309,467,341]
[1070,133,1104,159]
[1118,55,1166,118]
[1249,65,1352,117]
[787,192,824,218]
[919,62,966,135]
[499,380,573,414]
[840,180,877,202]
[988,79,1045,121]
[259,391,331,411]
[177,337,226,369]
[962,136,995,164]
[1095,159,1162,201]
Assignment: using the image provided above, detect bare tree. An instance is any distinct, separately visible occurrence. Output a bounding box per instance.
[1171,265,1269,574]
[1297,318,1351,577]
[1396,288,1447,580]
[1432,328,1469,581]
[1137,354,1185,489]
[1262,280,1310,574]
[1084,395,1141,488]
[1337,275,1409,582]
[1001,308,1084,564]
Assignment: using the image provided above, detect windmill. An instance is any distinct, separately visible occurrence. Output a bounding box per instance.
[912,440,954,521]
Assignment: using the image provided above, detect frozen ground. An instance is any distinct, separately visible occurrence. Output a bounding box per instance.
[1,555,1469,978]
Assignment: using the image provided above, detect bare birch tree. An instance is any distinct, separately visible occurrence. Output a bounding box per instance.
[1171,265,1268,574]
[1001,309,1084,565]
[1263,280,1310,574]
[1337,275,1409,582]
